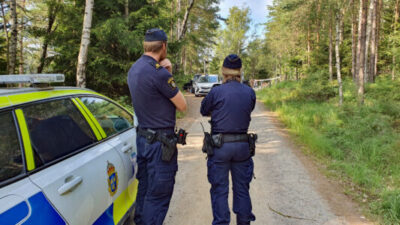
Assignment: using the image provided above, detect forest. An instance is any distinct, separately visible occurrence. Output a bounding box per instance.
[259,0,400,224]
[1,0,400,223]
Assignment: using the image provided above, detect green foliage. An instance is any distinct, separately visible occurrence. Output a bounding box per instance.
[296,70,336,102]
[258,76,400,224]
[0,0,220,97]
[211,6,251,74]
[376,190,400,224]
[0,36,7,74]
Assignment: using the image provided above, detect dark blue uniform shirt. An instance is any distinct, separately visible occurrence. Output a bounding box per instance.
[128,55,179,129]
[200,81,256,134]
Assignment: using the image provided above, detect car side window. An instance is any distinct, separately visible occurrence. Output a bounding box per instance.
[23,99,96,165]
[0,111,24,182]
[80,97,133,137]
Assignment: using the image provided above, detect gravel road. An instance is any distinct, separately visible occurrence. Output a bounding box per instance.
[163,94,373,225]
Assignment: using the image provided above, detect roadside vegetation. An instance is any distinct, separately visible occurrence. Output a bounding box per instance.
[258,73,400,224]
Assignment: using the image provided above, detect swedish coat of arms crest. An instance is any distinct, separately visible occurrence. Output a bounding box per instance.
[107,161,118,196]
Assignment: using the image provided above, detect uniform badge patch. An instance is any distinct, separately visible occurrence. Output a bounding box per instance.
[107,162,118,196]
[168,77,177,90]
[156,63,161,69]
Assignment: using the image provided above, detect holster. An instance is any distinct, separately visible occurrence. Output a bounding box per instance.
[248,133,258,157]
[202,132,214,156]
[137,128,177,162]
[158,134,178,162]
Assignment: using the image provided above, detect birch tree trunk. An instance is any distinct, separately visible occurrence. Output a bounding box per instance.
[392,0,399,81]
[76,0,94,88]
[336,13,343,106]
[1,2,9,72]
[351,0,357,81]
[357,0,369,105]
[177,0,181,39]
[369,0,378,82]
[329,12,333,82]
[364,0,374,82]
[9,0,18,74]
[177,0,195,41]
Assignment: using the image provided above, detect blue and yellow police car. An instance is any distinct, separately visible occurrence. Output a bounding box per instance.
[0,74,138,225]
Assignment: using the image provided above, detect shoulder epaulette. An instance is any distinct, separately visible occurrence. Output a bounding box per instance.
[149,61,162,70]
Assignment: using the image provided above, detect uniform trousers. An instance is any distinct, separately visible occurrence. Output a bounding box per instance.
[207,142,256,225]
[134,132,177,225]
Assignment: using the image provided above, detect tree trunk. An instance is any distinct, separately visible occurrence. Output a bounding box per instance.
[37,3,59,73]
[329,12,333,82]
[8,0,18,74]
[356,0,364,83]
[125,0,129,22]
[307,23,311,66]
[336,13,343,106]
[364,0,374,82]
[177,0,195,41]
[374,0,382,80]
[357,0,369,105]
[1,2,9,72]
[369,0,378,82]
[19,0,26,74]
[76,0,94,88]
[393,0,399,81]
[181,46,186,74]
[316,0,321,45]
[352,0,357,81]
[177,0,181,39]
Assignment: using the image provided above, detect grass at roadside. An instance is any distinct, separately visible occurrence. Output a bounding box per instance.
[257,74,400,224]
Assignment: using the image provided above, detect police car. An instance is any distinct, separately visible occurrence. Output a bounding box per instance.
[0,74,138,225]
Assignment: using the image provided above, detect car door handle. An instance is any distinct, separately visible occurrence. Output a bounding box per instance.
[58,176,83,195]
[122,144,133,153]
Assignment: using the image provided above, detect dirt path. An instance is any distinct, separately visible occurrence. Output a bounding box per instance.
[164,94,372,225]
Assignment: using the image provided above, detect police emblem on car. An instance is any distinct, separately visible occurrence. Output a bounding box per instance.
[107,161,119,196]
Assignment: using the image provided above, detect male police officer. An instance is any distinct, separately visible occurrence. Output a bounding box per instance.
[200,54,256,225]
[127,28,187,225]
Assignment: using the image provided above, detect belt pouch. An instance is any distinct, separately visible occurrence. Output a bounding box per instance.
[211,134,223,148]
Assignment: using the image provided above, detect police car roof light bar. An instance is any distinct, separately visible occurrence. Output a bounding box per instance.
[0,74,65,84]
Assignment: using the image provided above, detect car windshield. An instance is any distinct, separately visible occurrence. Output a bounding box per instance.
[197,76,218,83]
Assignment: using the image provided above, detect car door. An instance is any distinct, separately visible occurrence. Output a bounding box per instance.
[78,96,138,222]
[0,110,65,225]
[21,98,126,225]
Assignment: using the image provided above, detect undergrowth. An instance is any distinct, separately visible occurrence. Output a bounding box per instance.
[257,73,400,224]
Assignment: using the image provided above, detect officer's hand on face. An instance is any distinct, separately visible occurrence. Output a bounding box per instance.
[160,58,173,74]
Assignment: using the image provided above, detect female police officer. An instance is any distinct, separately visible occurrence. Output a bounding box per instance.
[200,54,256,225]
